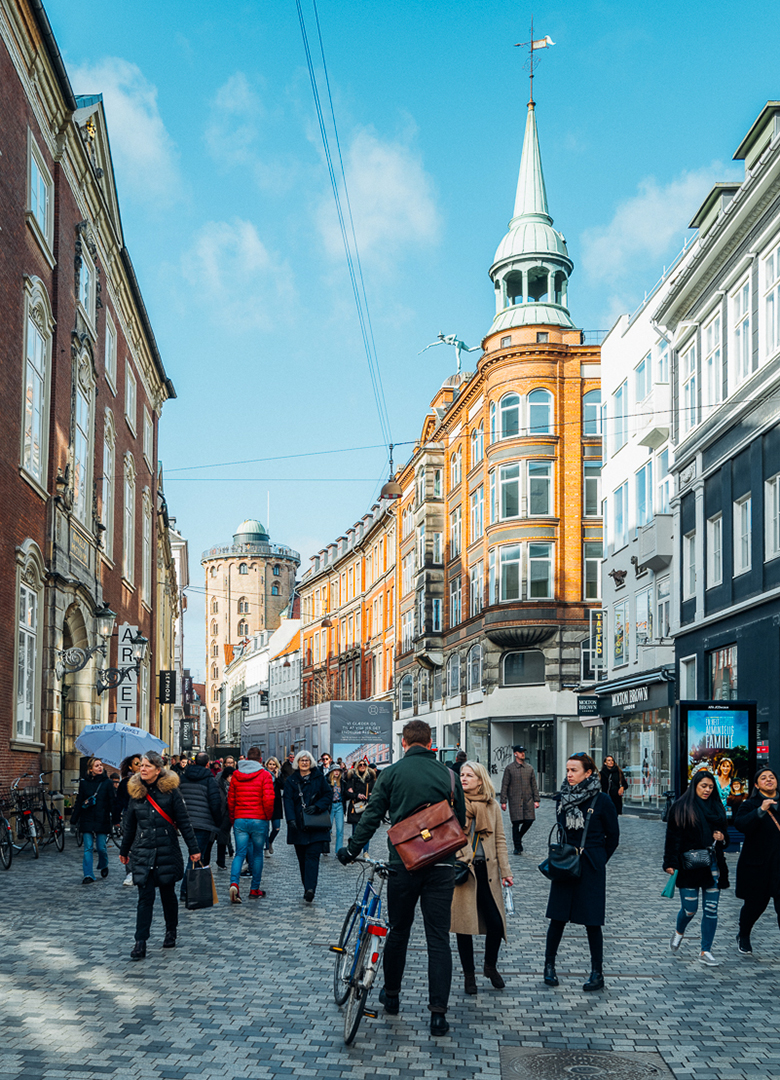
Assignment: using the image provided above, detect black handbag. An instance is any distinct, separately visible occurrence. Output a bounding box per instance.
[454,825,481,887]
[539,799,597,882]
[298,790,331,831]
[682,846,713,870]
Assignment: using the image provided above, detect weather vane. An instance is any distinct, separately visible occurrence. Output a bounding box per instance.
[514,17,555,105]
[419,333,480,375]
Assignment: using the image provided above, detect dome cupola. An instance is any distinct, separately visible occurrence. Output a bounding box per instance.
[233,518,269,544]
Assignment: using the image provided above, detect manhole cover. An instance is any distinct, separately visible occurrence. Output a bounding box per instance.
[499,1048,674,1080]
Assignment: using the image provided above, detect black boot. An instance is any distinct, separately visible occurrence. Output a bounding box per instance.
[543,961,559,986]
[464,973,478,995]
[162,930,176,949]
[583,970,604,991]
[483,964,505,989]
[130,940,146,961]
[430,1013,450,1036]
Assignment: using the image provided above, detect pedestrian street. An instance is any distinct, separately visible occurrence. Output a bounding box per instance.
[1,802,778,1080]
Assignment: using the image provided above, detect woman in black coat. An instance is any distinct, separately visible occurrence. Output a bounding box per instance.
[119,752,200,960]
[283,750,331,902]
[544,753,619,993]
[734,768,780,954]
[600,756,628,816]
[664,770,729,966]
[344,760,376,855]
[114,755,141,886]
[215,765,234,870]
[71,757,116,885]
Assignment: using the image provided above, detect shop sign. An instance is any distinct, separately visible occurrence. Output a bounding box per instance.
[590,609,605,665]
[577,696,600,717]
[159,670,176,704]
[611,685,650,710]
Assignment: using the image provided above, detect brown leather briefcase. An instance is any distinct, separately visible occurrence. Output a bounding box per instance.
[387,771,467,872]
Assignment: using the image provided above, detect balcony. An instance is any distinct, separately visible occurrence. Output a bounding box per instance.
[201,540,301,562]
[638,514,673,571]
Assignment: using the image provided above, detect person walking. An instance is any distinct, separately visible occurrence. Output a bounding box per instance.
[327,764,346,854]
[345,759,376,855]
[119,752,200,959]
[337,719,467,1037]
[449,750,468,776]
[664,769,729,966]
[264,757,284,854]
[215,764,235,871]
[283,750,331,902]
[599,756,628,816]
[500,746,540,854]
[451,761,513,996]
[280,751,296,780]
[178,752,223,902]
[114,755,141,886]
[227,746,275,903]
[733,768,780,954]
[71,757,116,885]
[543,753,619,992]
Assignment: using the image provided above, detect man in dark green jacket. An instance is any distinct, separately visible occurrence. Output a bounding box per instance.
[338,720,466,1037]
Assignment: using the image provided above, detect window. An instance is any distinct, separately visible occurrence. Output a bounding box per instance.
[583,542,601,600]
[635,586,653,656]
[500,335,511,348]
[446,653,461,697]
[500,545,521,602]
[733,495,752,575]
[239,562,248,575]
[141,492,153,605]
[402,553,414,595]
[710,644,738,700]
[528,389,552,435]
[765,243,780,358]
[211,621,218,635]
[433,532,443,564]
[582,390,601,435]
[528,461,551,516]
[467,644,482,690]
[211,598,219,614]
[433,469,442,498]
[432,666,442,700]
[503,650,545,686]
[450,448,462,488]
[584,461,601,516]
[683,531,696,600]
[613,482,628,550]
[238,621,249,637]
[105,312,117,389]
[73,370,94,525]
[16,580,39,740]
[613,599,628,665]
[703,313,722,409]
[766,474,780,561]
[450,506,462,558]
[28,133,53,249]
[78,245,96,324]
[470,486,484,538]
[635,354,651,402]
[656,578,670,638]
[680,339,697,434]
[489,469,497,523]
[707,514,723,588]
[416,589,425,634]
[211,663,219,680]
[470,561,484,617]
[101,412,116,560]
[528,542,553,599]
[125,365,137,434]
[680,655,696,699]
[536,331,549,343]
[657,448,672,514]
[123,454,136,583]
[449,576,462,627]
[432,598,442,632]
[732,278,752,384]
[499,463,520,519]
[271,584,279,596]
[21,278,54,487]
[499,394,520,439]
[601,402,608,458]
[613,382,627,451]
[401,610,413,652]
[143,408,154,469]
[400,674,413,711]
[273,564,281,576]
[657,342,669,384]
[415,467,425,505]
[636,461,653,528]
[471,423,484,464]
[238,598,249,613]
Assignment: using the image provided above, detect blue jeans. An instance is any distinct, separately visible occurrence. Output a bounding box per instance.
[82,832,108,879]
[231,819,268,890]
[331,802,344,852]
[677,887,720,951]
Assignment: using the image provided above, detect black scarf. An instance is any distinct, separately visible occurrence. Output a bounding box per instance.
[558,773,602,829]
[695,794,726,846]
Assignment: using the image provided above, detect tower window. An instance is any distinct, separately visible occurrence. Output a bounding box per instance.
[536,332,549,343]
[239,562,248,575]
[271,585,279,596]
[500,335,511,348]
[273,565,281,576]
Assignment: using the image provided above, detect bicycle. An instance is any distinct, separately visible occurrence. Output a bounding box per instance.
[10,773,43,858]
[0,787,14,869]
[330,857,394,1046]
[38,772,66,851]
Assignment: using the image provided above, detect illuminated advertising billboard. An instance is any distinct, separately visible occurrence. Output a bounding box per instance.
[679,700,757,819]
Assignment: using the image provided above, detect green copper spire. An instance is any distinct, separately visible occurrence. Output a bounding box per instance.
[512,103,551,224]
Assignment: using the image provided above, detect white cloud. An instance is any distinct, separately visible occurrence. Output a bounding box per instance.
[205,72,263,166]
[182,218,295,331]
[316,127,441,272]
[69,57,180,205]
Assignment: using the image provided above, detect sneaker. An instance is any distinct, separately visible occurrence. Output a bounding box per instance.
[304,889,315,902]
[122,873,134,887]
[249,889,266,898]
[670,931,684,952]
[82,876,95,884]
[736,933,753,955]
[241,867,251,877]
[100,867,109,878]
[229,884,242,904]
[699,950,720,966]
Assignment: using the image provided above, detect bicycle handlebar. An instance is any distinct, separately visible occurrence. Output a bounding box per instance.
[355,856,396,875]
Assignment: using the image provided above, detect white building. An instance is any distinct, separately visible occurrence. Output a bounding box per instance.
[221,617,300,745]
[269,630,302,720]
[169,524,189,754]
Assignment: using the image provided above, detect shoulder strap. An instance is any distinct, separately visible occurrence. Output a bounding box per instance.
[578,796,599,851]
[147,794,177,830]
[448,766,456,805]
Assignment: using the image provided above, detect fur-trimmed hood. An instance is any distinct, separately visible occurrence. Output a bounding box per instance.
[128,769,180,800]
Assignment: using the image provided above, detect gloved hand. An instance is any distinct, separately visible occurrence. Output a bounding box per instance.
[337,846,355,866]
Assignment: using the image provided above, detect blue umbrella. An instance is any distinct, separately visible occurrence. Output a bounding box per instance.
[75,723,168,769]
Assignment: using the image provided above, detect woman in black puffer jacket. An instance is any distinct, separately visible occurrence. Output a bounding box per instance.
[71,757,116,885]
[119,752,200,960]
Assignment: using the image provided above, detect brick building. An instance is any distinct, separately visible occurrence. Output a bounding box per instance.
[0,0,176,788]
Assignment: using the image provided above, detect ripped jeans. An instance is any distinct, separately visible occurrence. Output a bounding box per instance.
[677,887,720,952]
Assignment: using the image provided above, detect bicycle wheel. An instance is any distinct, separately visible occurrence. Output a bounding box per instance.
[334,903,358,1006]
[32,812,47,846]
[343,935,371,1046]
[53,815,65,852]
[29,820,39,859]
[0,821,12,869]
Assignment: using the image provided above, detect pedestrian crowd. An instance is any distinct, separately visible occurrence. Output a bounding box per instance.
[68,730,780,1039]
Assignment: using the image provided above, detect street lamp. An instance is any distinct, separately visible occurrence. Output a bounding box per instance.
[55,604,117,679]
[380,443,402,501]
[95,632,149,696]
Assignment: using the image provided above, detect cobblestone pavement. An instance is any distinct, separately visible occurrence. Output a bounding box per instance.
[1,801,779,1080]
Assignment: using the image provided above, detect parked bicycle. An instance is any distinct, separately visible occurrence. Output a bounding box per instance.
[0,787,13,869]
[10,773,43,858]
[330,857,393,1045]
[37,772,66,852]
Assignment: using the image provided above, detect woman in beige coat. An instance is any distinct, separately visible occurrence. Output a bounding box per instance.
[451,760,513,994]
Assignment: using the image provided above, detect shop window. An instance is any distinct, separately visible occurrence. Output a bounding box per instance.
[709,645,737,700]
[503,650,544,686]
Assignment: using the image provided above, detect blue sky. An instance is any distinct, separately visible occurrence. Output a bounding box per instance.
[46,0,780,676]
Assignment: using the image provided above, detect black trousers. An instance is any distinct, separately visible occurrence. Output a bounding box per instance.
[545,919,603,972]
[135,869,178,942]
[383,862,455,1014]
[294,842,324,893]
[739,891,780,937]
[216,837,234,867]
[456,860,504,974]
[511,819,534,851]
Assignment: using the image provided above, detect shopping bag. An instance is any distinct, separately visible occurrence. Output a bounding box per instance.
[210,869,219,906]
[185,863,215,910]
[661,870,678,898]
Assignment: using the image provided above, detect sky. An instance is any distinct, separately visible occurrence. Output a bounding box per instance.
[45,0,780,678]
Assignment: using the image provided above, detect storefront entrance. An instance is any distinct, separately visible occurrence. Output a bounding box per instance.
[606,707,671,810]
[512,721,555,794]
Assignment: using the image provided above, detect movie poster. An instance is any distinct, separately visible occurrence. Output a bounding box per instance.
[686,706,751,818]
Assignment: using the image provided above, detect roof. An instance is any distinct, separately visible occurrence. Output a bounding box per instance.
[733,101,780,161]
[271,631,301,662]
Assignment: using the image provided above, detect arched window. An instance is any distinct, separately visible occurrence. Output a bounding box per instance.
[400,673,414,711]
[528,389,552,435]
[271,585,279,596]
[467,644,482,690]
[416,466,426,505]
[211,597,218,614]
[273,565,281,576]
[238,621,249,637]
[211,663,219,680]
[239,562,248,574]
[503,650,545,686]
[211,621,218,635]
[238,597,249,613]
[450,448,462,488]
[446,653,461,697]
[499,394,520,439]
[471,422,484,463]
[583,389,601,435]
[210,566,217,578]
[211,640,218,657]
[21,277,55,488]
[490,401,497,441]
